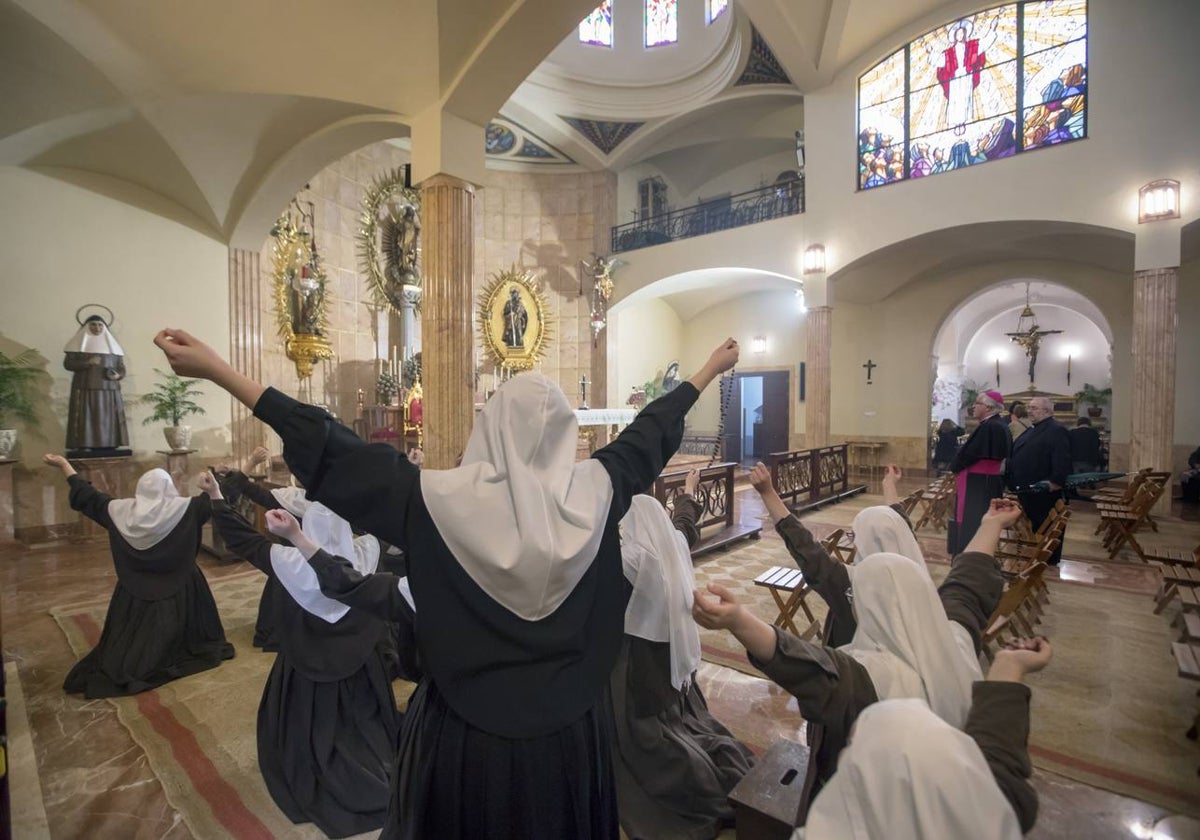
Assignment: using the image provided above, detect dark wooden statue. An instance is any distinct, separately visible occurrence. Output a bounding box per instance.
[64,310,129,453]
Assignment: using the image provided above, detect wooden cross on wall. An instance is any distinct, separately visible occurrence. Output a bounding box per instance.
[579,375,590,409]
[863,359,877,384]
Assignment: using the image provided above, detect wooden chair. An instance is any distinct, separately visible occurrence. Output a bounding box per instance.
[981,562,1049,660]
[1144,542,1200,568]
[899,489,923,518]
[1167,642,1200,751]
[361,405,404,450]
[912,476,955,532]
[820,528,856,565]
[1091,467,1149,503]
[1098,482,1163,561]
[996,501,1068,568]
[1153,563,1200,615]
[753,566,822,641]
[403,380,424,447]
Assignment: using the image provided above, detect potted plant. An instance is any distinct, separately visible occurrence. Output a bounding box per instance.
[141,369,206,450]
[1074,382,1111,418]
[0,349,41,458]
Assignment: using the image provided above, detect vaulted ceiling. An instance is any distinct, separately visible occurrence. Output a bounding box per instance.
[1,0,968,245]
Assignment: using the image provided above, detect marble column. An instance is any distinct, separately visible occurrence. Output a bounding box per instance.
[420,174,475,469]
[229,248,265,466]
[804,306,832,449]
[1130,267,1177,514]
[0,458,16,544]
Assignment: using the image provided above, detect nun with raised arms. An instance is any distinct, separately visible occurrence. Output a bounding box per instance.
[197,472,410,838]
[693,497,1018,821]
[612,477,754,840]
[748,462,924,647]
[152,326,739,840]
[796,637,1051,839]
[43,454,234,698]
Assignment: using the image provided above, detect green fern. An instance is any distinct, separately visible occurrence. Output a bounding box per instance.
[0,349,42,427]
[141,369,207,427]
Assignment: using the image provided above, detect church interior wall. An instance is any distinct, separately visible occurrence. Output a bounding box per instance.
[611,298,684,408]
[473,167,618,407]
[0,166,230,533]
[800,0,1200,275]
[829,259,1136,470]
[679,288,806,441]
[1173,257,1200,474]
[253,141,411,434]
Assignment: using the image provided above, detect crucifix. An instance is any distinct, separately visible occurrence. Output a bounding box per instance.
[862,359,877,384]
[579,375,590,410]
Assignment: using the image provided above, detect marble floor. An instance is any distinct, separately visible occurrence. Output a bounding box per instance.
[3,479,1200,839]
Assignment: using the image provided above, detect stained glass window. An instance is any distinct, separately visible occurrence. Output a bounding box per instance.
[707,0,729,25]
[579,1,613,48]
[645,0,677,47]
[856,0,1086,190]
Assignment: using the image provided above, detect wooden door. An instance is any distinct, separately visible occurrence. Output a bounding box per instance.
[759,370,790,456]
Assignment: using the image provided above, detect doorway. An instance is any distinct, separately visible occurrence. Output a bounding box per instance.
[722,370,790,464]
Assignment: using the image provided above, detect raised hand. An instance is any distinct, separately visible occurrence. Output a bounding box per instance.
[691,583,743,631]
[249,446,271,467]
[990,636,1052,681]
[706,338,740,375]
[684,468,700,496]
[43,453,70,470]
[153,329,228,380]
[407,447,424,468]
[883,464,901,484]
[265,509,302,543]
[981,497,1023,528]
[748,462,774,495]
[195,471,221,498]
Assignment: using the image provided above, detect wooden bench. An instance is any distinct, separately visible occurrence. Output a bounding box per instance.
[1179,612,1200,645]
[654,462,761,557]
[754,566,822,641]
[726,738,812,840]
[1153,564,1200,615]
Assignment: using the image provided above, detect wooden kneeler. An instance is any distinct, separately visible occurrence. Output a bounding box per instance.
[727,738,813,840]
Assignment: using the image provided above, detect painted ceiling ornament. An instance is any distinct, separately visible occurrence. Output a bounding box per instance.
[477,266,554,372]
[561,117,645,155]
[271,198,333,380]
[734,26,792,86]
[357,167,422,317]
[484,117,575,164]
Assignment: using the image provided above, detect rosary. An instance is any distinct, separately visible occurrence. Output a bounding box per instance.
[710,366,736,466]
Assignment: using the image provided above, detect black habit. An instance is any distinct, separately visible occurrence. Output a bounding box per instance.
[251,381,699,840]
[63,476,233,698]
[947,413,1010,554]
[209,501,407,838]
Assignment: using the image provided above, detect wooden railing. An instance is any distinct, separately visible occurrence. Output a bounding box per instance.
[654,462,736,532]
[767,445,850,508]
[678,434,721,457]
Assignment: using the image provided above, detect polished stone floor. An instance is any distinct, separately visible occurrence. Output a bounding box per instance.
[3,478,1199,839]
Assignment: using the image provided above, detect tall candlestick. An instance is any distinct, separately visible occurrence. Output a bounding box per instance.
[1067,355,1072,387]
[995,358,1000,388]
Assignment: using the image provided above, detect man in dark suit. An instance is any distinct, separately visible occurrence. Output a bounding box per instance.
[1007,396,1072,564]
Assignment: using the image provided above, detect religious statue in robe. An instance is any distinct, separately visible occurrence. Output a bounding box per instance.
[382,200,421,290]
[926,15,999,135]
[502,288,528,348]
[63,315,129,452]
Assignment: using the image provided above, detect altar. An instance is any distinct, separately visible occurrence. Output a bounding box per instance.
[574,408,637,459]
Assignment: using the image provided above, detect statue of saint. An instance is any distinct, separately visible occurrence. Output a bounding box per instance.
[382,200,421,290]
[661,360,680,393]
[502,287,528,348]
[63,315,129,452]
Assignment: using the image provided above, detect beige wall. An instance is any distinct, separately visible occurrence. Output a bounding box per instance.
[610,298,683,407]
[0,167,230,530]
[681,288,806,436]
[473,168,618,406]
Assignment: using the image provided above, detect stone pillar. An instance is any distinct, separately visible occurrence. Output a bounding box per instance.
[229,248,265,465]
[805,305,832,449]
[1130,267,1178,513]
[420,174,475,469]
[0,459,16,544]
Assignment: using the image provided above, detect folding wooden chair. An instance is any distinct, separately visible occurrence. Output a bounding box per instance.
[899,489,923,518]
[1091,467,1150,506]
[754,566,822,641]
[982,575,1038,661]
[820,528,856,565]
[1144,542,1200,568]
[912,477,954,532]
[1153,563,1200,615]
[1098,483,1161,561]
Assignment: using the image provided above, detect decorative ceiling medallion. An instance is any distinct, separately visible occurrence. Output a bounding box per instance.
[561,117,645,155]
[485,117,575,164]
[734,26,792,86]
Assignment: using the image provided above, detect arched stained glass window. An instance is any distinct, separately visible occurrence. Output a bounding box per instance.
[646,0,678,47]
[579,1,614,48]
[707,0,729,25]
[856,0,1086,190]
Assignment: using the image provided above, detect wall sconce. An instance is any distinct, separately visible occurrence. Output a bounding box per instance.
[751,336,767,354]
[1138,179,1180,223]
[802,244,826,275]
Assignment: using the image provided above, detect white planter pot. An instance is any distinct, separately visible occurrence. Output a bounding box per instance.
[163,426,192,451]
[0,429,15,459]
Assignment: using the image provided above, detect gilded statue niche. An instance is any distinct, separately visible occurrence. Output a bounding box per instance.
[357,167,422,316]
[271,209,333,379]
[477,267,553,372]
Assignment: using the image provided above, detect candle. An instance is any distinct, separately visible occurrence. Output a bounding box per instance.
[995,358,1000,387]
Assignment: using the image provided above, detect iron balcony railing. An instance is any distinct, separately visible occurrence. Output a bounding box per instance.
[611,180,804,254]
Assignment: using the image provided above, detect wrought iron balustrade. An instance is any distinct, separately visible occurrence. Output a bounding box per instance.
[611,180,804,254]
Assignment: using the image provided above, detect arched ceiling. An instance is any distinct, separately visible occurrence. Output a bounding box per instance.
[612,266,802,321]
[2,0,981,243]
[831,221,1136,305]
